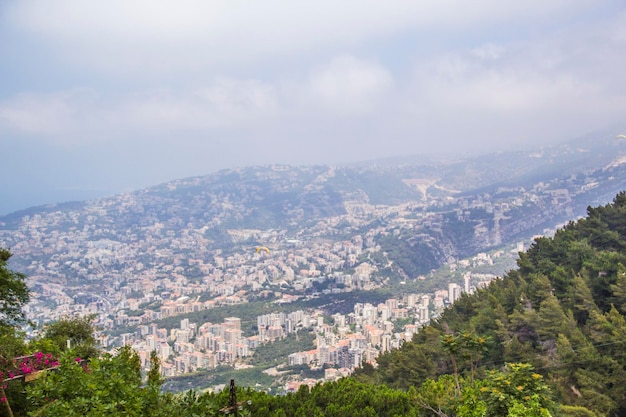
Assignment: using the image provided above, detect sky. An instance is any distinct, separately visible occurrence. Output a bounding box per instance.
[1,1,626,215]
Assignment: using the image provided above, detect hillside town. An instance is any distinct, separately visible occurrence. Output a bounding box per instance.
[127,268,491,382]
[21,222,510,391]
[3,192,519,390]
[2,153,625,390]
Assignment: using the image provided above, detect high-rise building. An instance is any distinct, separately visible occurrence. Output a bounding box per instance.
[224,317,241,331]
[180,318,189,330]
[464,273,471,293]
[418,305,429,324]
[448,283,461,303]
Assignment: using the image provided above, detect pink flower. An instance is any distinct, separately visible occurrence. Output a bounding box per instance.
[75,357,82,363]
[1,396,6,403]
[8,372,14,379]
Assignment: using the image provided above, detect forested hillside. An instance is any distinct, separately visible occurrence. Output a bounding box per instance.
[354,192,626,416]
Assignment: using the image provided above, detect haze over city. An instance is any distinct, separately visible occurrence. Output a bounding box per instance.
[1,0,625,215]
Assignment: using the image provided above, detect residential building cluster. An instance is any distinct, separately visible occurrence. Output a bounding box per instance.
[111,268,498,388]
[2,161,594,389]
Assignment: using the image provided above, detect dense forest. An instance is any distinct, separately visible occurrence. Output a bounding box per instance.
[4,193,626,416]
[353,191,626,416]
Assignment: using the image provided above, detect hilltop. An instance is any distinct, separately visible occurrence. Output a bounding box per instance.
[2,132,625,285]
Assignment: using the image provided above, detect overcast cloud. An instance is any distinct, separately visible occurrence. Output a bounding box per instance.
[1,1,625,214]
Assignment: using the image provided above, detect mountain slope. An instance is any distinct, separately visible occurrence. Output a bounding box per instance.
[1,132,626,308]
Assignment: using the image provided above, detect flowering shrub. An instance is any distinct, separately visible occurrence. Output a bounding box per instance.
[1,352,60,380]
[0,352,60,404]
[27,346,149,416]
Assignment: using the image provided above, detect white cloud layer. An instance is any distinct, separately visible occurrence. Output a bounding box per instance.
[4,0,601,74]
[0,0,625,213]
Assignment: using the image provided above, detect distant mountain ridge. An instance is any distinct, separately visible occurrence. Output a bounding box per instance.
[1,132,626,287]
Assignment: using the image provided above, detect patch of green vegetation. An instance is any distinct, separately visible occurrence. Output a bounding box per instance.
[249,331,316,366]
[162,365,275,392]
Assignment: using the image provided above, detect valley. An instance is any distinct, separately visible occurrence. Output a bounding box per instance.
[2,133,626,392]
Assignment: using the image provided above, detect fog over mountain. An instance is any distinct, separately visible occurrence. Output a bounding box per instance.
[1,1,625,214]
[3,132,626,288]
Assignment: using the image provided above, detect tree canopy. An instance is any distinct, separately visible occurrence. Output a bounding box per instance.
[354,192,626,416]
[0,249,29,331]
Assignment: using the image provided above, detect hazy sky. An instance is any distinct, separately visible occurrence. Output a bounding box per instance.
[1,1,626,214]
